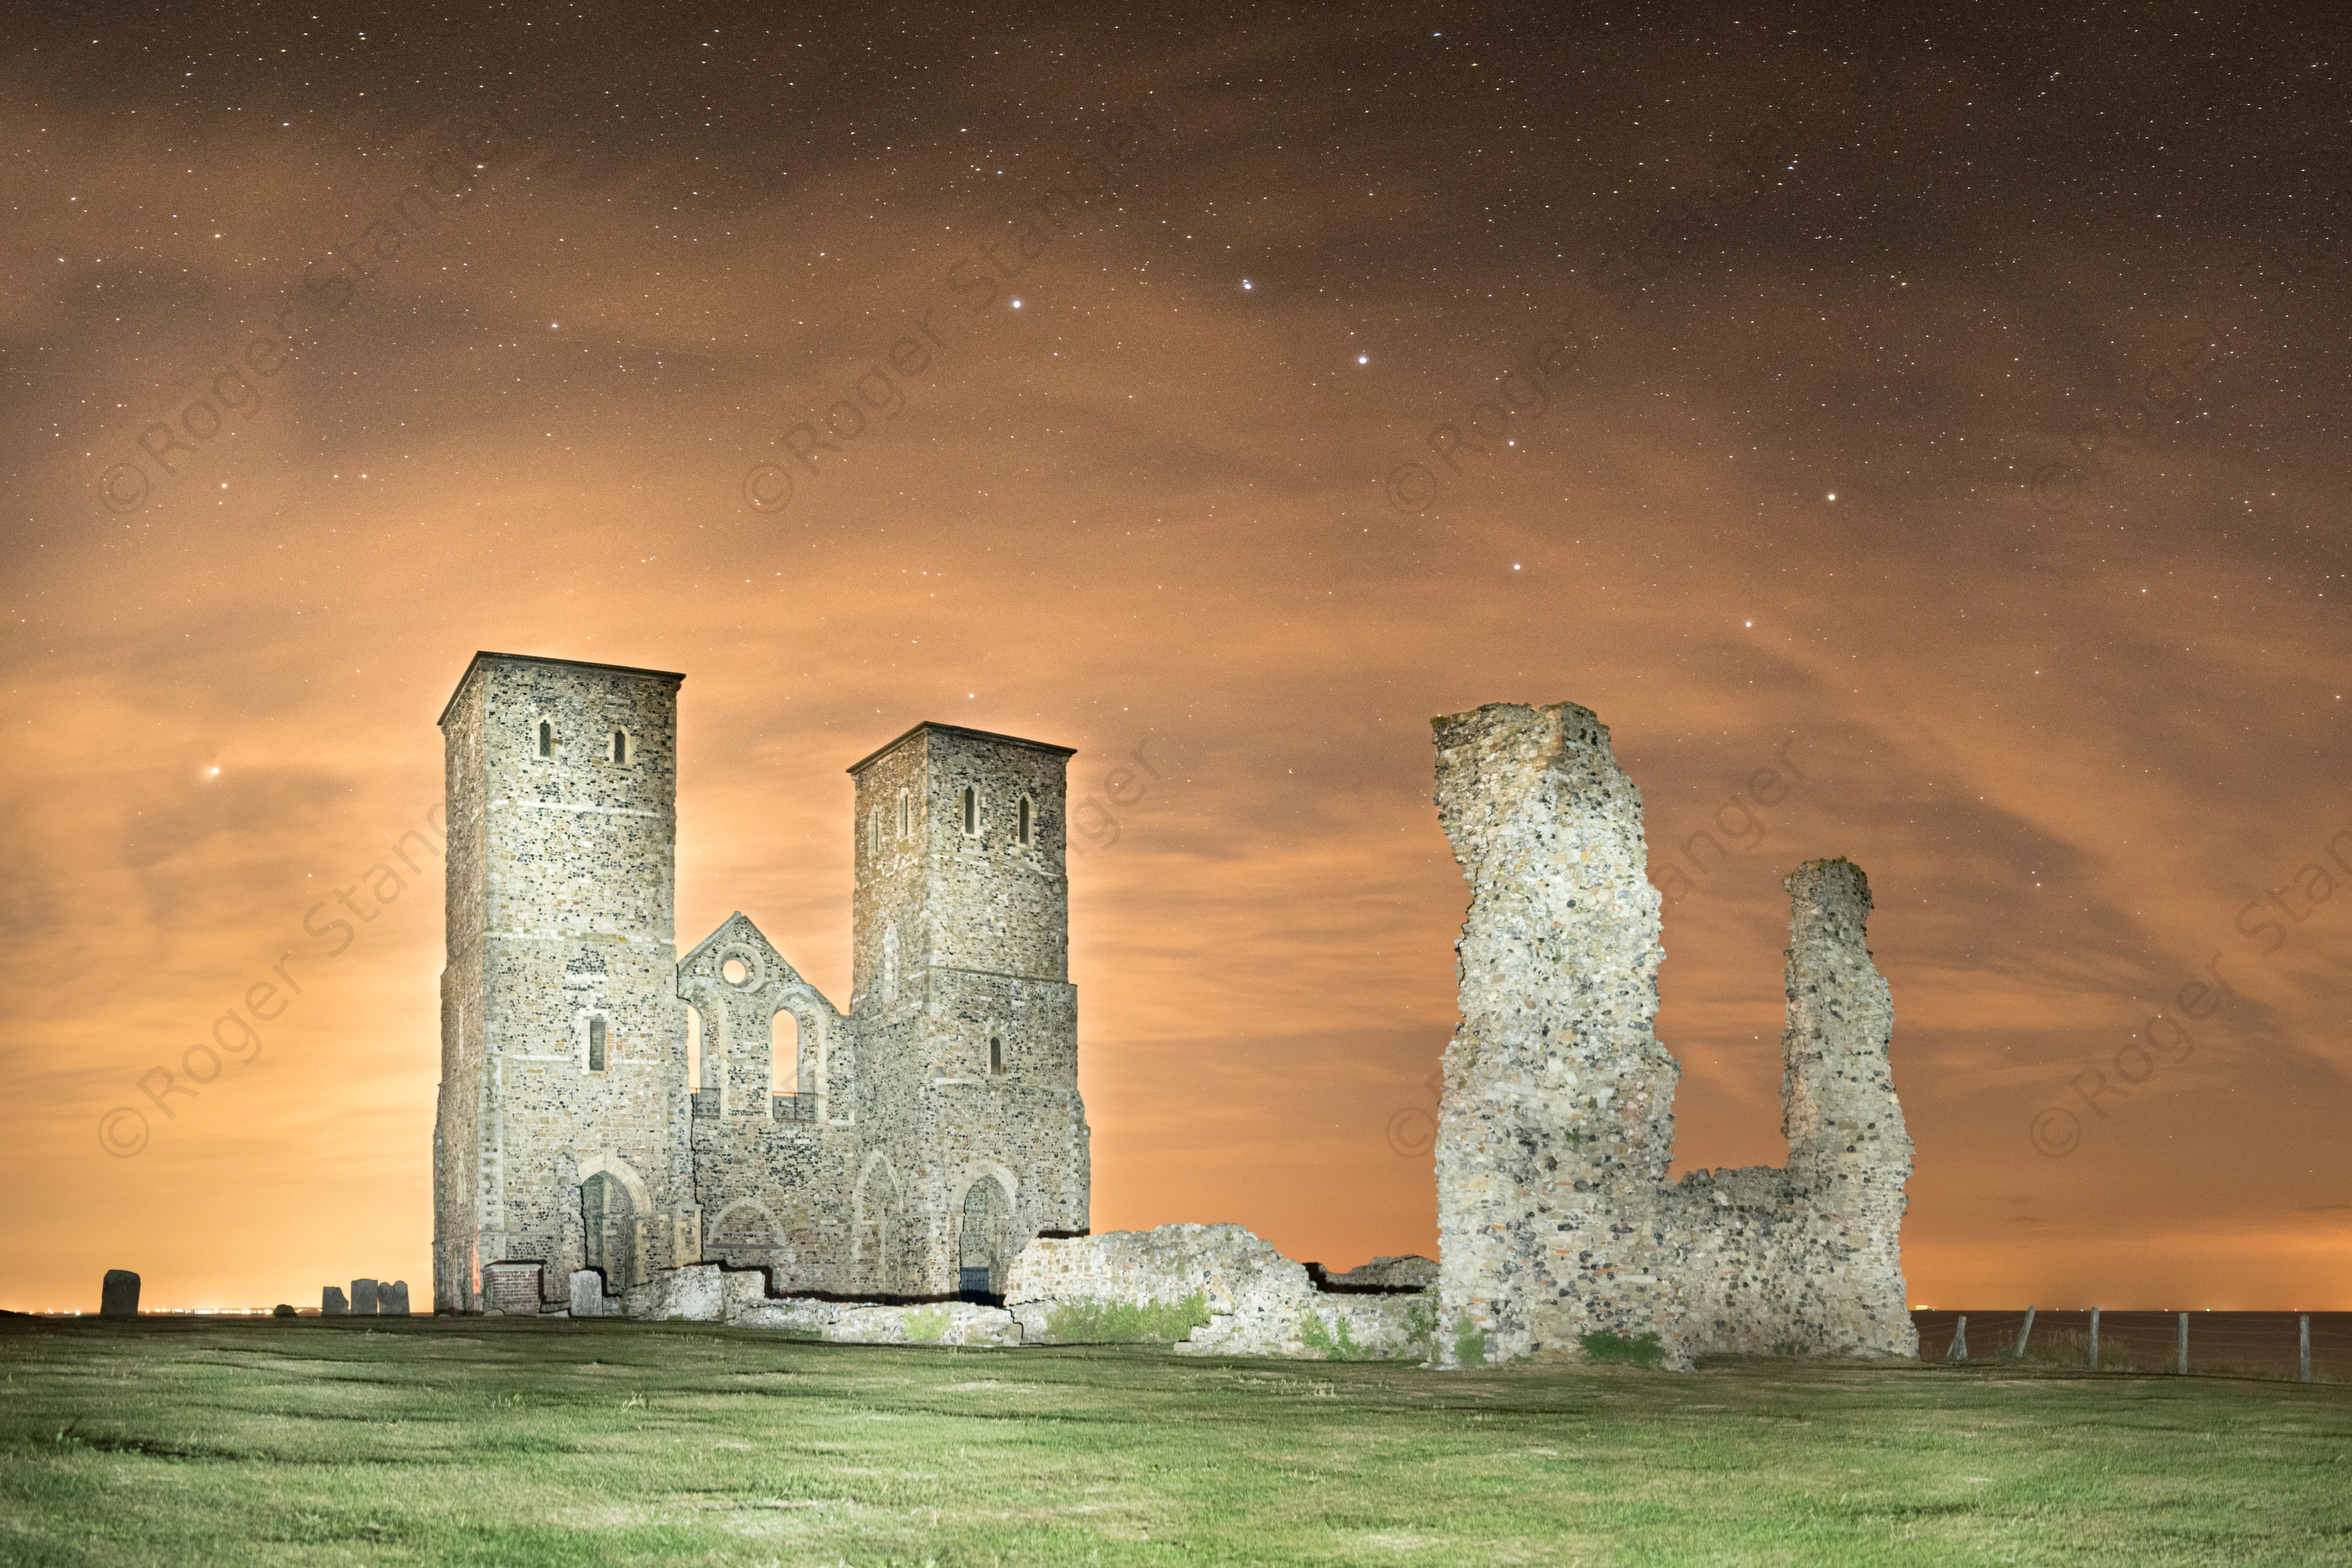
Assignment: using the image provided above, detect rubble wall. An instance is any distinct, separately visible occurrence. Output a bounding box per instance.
[1432,702,1915,1368]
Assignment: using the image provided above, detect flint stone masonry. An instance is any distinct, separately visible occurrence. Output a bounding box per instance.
[434,654,1087,1314]
[100,1270,140,1318]
[1433,702,1915,1370]
[1005,1224,1430,1360]
[1321,1255,1438,1291]
[322,1286,348,1316]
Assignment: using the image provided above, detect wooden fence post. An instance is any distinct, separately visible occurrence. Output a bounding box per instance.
[2301,1314,2312,1384]
[2014,1305,2037,1360]
[1943,1314,1969,1364]
[2089,1307,2100,1370]
[2177,1311,2188,1375]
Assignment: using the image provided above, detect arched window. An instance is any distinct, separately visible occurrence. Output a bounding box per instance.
[772,1010,800,1098]
[962,785,978,835]
[537,720,554,758]
[1017,796,1032,846]
[988,1035,1004,1075]
[611,729,628,765]
[587,1016,608,1073]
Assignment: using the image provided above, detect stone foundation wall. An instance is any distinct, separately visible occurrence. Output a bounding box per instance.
[1432,702,1915,1369]
[1005,1224,1431,1360]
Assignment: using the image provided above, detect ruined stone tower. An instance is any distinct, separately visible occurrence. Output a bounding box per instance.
[434,654,693,1313]
[1431,701,1913,1368]
[842,723,1089,1296]
[433,653,1087,1313]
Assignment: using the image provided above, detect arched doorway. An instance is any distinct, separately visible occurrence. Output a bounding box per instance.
[958,1177,1010,1300]
[581,1171,637,1291]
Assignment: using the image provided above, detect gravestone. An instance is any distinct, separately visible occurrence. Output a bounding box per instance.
[379,1280,410,1316]
[99,1270,140,1318]
[568,1268,606,1318]
[323,1286,349,1315]
[350,1278,379,1314]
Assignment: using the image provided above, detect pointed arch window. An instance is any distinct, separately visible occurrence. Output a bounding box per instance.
[537,720,554,758]
[610,729,628,765]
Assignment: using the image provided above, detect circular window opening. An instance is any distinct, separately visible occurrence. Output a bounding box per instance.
[722,958,751,986]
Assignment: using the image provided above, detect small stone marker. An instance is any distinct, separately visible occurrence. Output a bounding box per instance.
[569,1268,606,1318]
[100,1270,140,1318]
[323,1286,349,1315]
[273,1303,296,1318]
[380,1280,410,1317]
[481,1262,543,1317]
[350,1278,379,1315]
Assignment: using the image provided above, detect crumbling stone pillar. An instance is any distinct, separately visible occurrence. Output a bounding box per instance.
[1433,702,1684,1366]
[1779,859,1915,1357]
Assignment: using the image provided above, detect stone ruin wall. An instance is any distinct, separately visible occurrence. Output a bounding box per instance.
[1433,701,1915,1369]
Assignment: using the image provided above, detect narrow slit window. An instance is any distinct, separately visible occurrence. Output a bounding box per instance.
[962,786,977,835]
[1018,796,1032,846]
[773,1011,800,1098]
[989,1035,1004,1075]
[899,790,910,837]
[537,720,553,758]
[588,1017,608,1073]
[869,805,882,854]
[611,729,627,764]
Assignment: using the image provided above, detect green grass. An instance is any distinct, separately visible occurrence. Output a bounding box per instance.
[1580,1330,1666,1368]
[2,1317,2349,1565]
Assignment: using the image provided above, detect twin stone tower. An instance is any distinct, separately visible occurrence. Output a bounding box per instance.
[433,652,1088,1313]
[434,654,1910,1366]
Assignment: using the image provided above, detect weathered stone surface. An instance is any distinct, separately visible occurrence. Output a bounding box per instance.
[433,655,1088,1314]
[1005,1224,1431,1360]
[1432,703,1914,1368]
[827,1302,1021,1346]
[1322,1255,1438,1291]
[350,1279,379,1315]
[379,1280,411,1316]
[568,1268,607,1317]
[322,1286,349,1316]
[99,1270,139,1318]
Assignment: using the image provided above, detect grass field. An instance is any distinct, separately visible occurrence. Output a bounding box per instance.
[3,1316,2349,1566]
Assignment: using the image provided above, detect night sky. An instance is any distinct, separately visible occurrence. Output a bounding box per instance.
[6,2,2347,1311]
